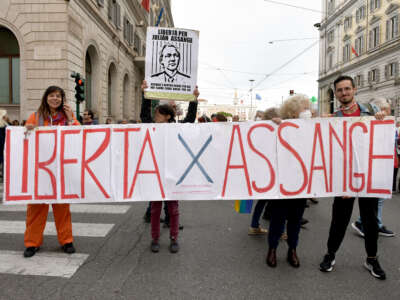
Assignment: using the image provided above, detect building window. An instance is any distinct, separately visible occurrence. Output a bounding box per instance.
[328,0,335,14]
[369,25,380,49]
[355,34,364,56]
[368,68,380,83]
[355,74,363,87]
[386,15,399,41]
[0,27,20,105]
[385,62,399,79]
[343,44,351,62]
[328,52,334,69]
[123,16,133,45]
[344,16,352,31]
[108,0,121,29]
[370,0,381,12]
[134,33,141,54]
[356,6,366,23]
[327,30,334,44]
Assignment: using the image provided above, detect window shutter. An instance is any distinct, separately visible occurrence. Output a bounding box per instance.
[376,68,380,82]
[123,16,127,39]
[377,26,380,45]
[386,20,390,41]
[377,0,381,9]
[370,0,374,12]
[116,3,121,29]
[369,30,373,49]
[385,65,389,79]
[368,71,372,82]
[395,15,399,37]
[108,0,113,20]
[395,62,399,77]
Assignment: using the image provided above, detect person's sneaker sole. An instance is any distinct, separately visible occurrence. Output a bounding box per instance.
[320,260,335,272]
[364,262,386,280]
[378,231,395,237]
[351,222,365,237]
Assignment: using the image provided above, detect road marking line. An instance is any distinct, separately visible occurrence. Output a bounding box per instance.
[0,250,89,278]
[0,204,131,214]
[0,221,114,237]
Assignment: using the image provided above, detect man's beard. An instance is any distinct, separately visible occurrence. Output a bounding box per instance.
[339,97,353,106]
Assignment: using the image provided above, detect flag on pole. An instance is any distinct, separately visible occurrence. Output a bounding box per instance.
[155,7,164,26]
[234,200,253,213]
[351,46,359,57]
[255,93,262,101]
[141,0,150,12]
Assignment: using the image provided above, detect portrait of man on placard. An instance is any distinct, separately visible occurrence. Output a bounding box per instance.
[151,44,191,83]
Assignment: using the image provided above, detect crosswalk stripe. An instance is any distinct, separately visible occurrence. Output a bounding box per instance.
[0,250,89,278]
[0,204,131,214]
[0,221,114,237]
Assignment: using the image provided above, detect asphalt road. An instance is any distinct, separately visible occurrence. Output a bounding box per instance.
[0,194,399,300]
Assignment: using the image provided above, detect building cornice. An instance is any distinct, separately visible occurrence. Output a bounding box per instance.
[321,0,358,29]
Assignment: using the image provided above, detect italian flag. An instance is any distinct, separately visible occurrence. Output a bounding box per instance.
[141,0,150,12]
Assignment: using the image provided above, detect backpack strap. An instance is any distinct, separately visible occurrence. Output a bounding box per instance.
[365,103,375,116]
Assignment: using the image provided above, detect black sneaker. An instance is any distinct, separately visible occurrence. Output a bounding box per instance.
[319,253,335,272]
[23,247,40,258]
[351,221,365,237]
[169,239,179,253]
[379,226,395,237]
[151,240,160,253]
[62,243,76,254]
[364,257,386,280]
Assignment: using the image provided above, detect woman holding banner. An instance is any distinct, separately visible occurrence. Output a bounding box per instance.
[23,86,80,258]
[266,95,310,268]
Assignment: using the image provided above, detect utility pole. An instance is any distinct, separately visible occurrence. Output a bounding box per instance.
[249,79,255,120]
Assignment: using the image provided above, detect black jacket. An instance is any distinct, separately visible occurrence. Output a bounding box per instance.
[140,93,198,124]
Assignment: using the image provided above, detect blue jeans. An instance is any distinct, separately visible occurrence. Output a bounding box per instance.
[357,198,383,228]
[250,200,267,228]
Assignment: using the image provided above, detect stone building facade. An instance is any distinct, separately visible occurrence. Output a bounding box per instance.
[0,0,174,123]
[318,0,400,115]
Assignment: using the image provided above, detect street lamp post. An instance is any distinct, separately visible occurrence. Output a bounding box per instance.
[249,79,255,120]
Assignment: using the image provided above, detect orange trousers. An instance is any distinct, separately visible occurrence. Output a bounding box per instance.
[24,204,73,248]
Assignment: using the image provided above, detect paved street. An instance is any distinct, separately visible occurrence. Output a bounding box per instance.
[0,182,400,300]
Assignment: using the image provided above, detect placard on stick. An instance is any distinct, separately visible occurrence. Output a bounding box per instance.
[144,27,199,101]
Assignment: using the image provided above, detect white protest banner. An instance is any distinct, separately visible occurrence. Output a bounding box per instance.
[144,27,199,101]
[3,117,394,205]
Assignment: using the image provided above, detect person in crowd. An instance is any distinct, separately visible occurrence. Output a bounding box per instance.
[140,80,199,253]
[12,120,20,126]
[319,75,386,280]
[0,110,10,180]
[232,115,240,122]
[265,96,309,268]
[248,107,280,236]
[198,115,211,123]
[214,113,227,122]
[105,118,113,124]
[143,86,199,227]
[23,86,80,258]
[82,109,95,125]
[211,113,217,122]
[351,98,395,238]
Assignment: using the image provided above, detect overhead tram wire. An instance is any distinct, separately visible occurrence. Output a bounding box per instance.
[251,40,319,91]
[263,0,324,14]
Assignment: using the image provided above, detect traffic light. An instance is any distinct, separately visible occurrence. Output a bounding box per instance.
[71,72,85,103]
[289,90,295,96]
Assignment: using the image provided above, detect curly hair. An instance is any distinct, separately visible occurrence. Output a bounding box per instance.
[263,107,280,120]
[279,94,310,119]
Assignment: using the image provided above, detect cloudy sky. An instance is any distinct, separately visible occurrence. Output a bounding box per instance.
[171,0,322,110]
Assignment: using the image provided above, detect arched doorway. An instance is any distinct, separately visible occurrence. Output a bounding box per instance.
[85,45,100,115]
[0,26,20,108]
[123,74,130,120]
[107,63,117,117]
[328,88,334,114]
